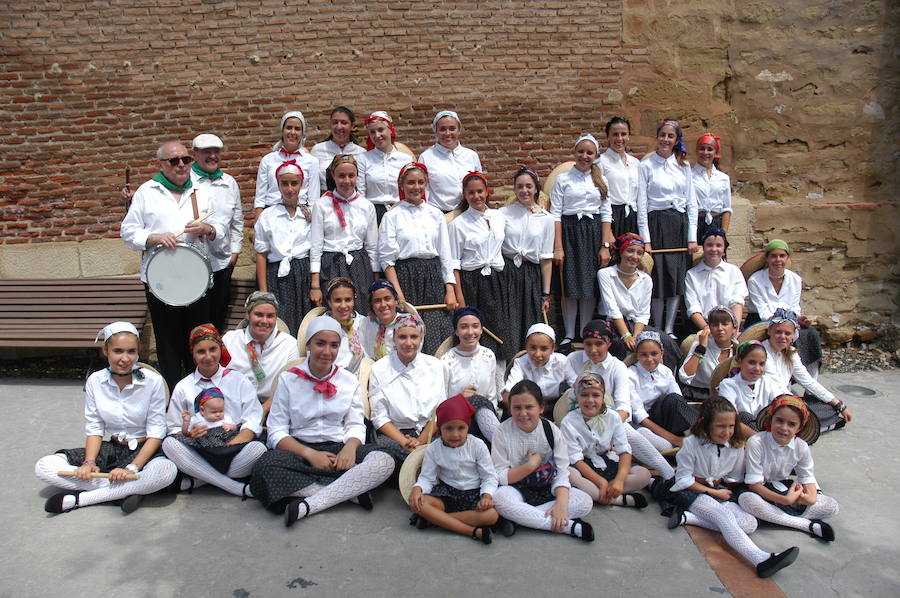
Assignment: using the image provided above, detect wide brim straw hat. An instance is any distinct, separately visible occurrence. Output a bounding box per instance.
[296,307,327,356]
[398,445,428,505]
[542,161,575,199]
[756,403,820,445]
[738,321,770,344]
[740,252,794,282]
[709,358,737,394]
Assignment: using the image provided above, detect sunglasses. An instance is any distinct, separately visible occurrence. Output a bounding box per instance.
[162,156,193,166]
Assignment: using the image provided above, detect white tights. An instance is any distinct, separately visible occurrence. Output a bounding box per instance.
[625,425,674,480]
[34,453,177,507]
[563,297,596,340]
[738,491,839,532]
[684,494,768,566]
[292,451,394,519]
[475,408,500,442]
[493,485,593,534]
[651,297,681,334]
[161,437,268,497]
[568,464,651,503]
[637,426,676,452]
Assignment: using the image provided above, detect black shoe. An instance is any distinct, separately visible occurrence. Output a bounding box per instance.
[667,507,685,529]
[496,517,516,537]
[809,519,835,541]
[164,471,194,494]
[621,492,648,509]
[756,547,799,578]
[242,483,253,502]
[44,491,80,514]
[284,499,309,528]
[570,518,594,542]
[472,525,493,545]
[355,491,374,511]
[558,338,574,354]
[409,513,429,529]
[120,494,143,514]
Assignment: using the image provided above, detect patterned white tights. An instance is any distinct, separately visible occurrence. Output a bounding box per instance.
[297,451,394,519]
[738,491,839,532]
[493,485,593,534]
[162,437,267,497]
[686,494,768,565]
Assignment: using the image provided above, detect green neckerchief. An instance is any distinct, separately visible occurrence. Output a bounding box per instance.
[152,171,193,192]
[191,161,223,180]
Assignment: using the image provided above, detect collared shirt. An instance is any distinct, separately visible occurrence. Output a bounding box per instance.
[503,352,568,401]
[253,204,313,276]
[491,417,571,491]
[84,367,168,440]
[167,365,263,437]
[561,409,631,469]
[190,169,243,271]
[418,143,482,212]
[253,149,321,209]
[762,340,835,402]
[549,166,612,222]
[441,345,500,409]
[222,327,300,402]
[637,153,698,243]
[308,191,379,274]
[691,163,732,217]
[358,312,403,361]
[266,360,365,448]
[684,260,748,318]
[378,200,455,283]
[678,339,736,389]
[499,202,555,267]
[415,435,498,495]
[325,311,365,372]
[564,351,632,415]
[310,139,365,188]
[120,178,224,282]
[356,147,410,206]
[597,266,652,325]
[744,431,816,486]
[596,148,640,211]
[369,351,449,432]
[748,268,803,320]
[628,362,681,424]
[716,373,781,417]
[671,434,744,492]
[447,207,506,274]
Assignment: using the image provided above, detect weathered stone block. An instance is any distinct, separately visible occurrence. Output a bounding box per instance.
[80,239,140,276]
[0,241,80,278]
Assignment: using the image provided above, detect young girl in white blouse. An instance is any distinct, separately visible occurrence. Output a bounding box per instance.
[323,277,366,373]
[597,117,640,237]
[309,154,379,314]
[685,228,747,332]
[310,106,365,189]
[163,324,266,498]
[691,133,732,242]
[379,161,457,354]
[716,340,781,434]
[637,119,698,337]
[561,373,650,509]
[502,323,568,416]
[357,110,410,224]
[663,397,800,578]
[418,110,483,213]
[491,380,595,540]
[358,279,408,361]
[409,393,499,544]
[254,160,313,335]
[679,305,739,401]
[35,322,177,515]
[500,167,554,354]
[551,134,612,349]
[737,396,839,541]
[628,331,697,451]
[254,111,320,220]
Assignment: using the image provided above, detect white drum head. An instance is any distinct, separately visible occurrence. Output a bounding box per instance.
[146,244,212,307]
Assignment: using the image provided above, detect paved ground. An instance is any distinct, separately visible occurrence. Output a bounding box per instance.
[1,370,897,598]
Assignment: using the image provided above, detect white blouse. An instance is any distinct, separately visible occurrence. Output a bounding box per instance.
[744,432,817,486]
[762,340,835,402]
[222,327,300,402]
[684,260,748,319]
[378,200,455,284]
[596,148,639,212]
[503,352,569,401]
[253,204,313,276]
[672,434,744,492]
[418,143,483,212]
[369,351,448,433]
[747,268,803,320]
[690,163,732,218]
[266,360,366,448]
[167,366,264,437]
[441,345,500,409]
[628,362,681,425]
[308,191,379,274]
[358,312,405,361]
[83,367,168,441]
[564,351,632,415]
[499,203,555,267]
[356,147,410,206]
[416,435,498,495]
[716,373,782,417]
[636,153,698,243]
[597,266,652,325]
[560,409,631,470]
[190,170,243,272]
[310,139,365,188]
[678,339,736,389]
[549,166,612,222]
[447,207,506,274]
[491,417,571,491]
[253,149,321,209]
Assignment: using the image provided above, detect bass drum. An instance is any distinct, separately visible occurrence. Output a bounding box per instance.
[145,242,213,307]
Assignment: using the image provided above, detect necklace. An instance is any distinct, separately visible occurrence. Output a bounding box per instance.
[616,266,637,277]
[769,271,785,280]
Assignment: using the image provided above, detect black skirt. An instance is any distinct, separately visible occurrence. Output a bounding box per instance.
[647,393,699,436]
[511,481,556,506]
[169,429,250,474]
[611,204,639,238]
[430,481,483,513]
[320,249,374,315]
[585,454,620,482]
[373,203,389,226]
[266,257,312,337]
[59,440,163,472]
[394,257,453,355]
[648,208,689,298]
[458,268,515,361]
[500,257,543,357]
[696,213,724,245]
[803,394,844,432]
[681,384,710,402]
[561,214,602,299]
[737,480,809,516]
[656,476,733,516]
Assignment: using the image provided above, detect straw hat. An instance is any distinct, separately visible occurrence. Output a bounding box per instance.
[444,208,462,224]
[638,252,654,275]
[755,402,820,445]
[680,333,699,357]
[395,141,416,160]
[623,353,638,367]
[398,445,427,505]
[434,336,454,358]
[740,252,794,282]
[296,307,327,356]
[503,350,527,381]
[357,357,374,419]
[267,357,305,401]
[709,358,737,394]
[542,160,575,198]
[738,321,769,344]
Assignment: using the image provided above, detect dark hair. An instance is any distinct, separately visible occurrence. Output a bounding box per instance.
[689,396,747,448]
[736,341,766,361]
[509,379,543,407]
[325,277,357,302]
[324,106,359,144]
[771,397,806,424]
[605,116,631,137]
[457,172,492,211]
[512,167,540,201]
[708,308,736,328]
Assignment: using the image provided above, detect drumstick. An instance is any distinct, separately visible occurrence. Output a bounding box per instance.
[649,247,689,254]
[482,326,504,345]
[124,165,132,211]
[413,303,447,311]
[58,471,140,480]
[174,210,215,238]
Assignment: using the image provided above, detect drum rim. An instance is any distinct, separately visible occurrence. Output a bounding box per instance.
[146,243,213,307]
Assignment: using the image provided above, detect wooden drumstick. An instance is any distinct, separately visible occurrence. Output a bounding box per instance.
[482,326,504,345]
[174,210,215,238]
[413,303,447,311]
[58,471,140,480]
[649,247,689,254]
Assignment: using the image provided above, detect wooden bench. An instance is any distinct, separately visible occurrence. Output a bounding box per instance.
[225,278,259,331]
[0,278,147,349]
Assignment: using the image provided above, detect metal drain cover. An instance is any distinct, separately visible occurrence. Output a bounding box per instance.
[835,384,882,398]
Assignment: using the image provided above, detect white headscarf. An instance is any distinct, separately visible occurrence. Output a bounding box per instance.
[431,110,461,131]
[274,110,307,151]
[95,321,139,343]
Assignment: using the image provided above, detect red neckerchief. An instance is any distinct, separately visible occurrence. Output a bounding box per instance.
[325,191,358,228]
[289,365,339,398]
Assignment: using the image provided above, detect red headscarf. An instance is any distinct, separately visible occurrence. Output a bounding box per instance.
[364,111,396,151]
[437,393,476,428]
[764,395,810,429]
[696,133,722,161]
[275,159,305,181]
[615,232,645,255]
[397,162,428,202]
[188,323,232,366]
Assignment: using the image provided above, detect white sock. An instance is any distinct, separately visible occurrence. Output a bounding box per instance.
[637,426,675,452]
[651,298,664,330]
[563,297,578,339]
[625,425,674,479]
[77,457,177,507]
[475,408,499,442]
[689,494,769,566]
[304,451,394,517]
[664,296,680,334]
[162,437,248,497]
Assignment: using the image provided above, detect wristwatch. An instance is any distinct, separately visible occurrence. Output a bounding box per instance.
[601,242,611,249]
[125,464,139,474]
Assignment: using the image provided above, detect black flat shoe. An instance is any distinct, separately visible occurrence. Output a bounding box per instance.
[496,517,516,537]
[472,525,493,545]
[164,471,194,494]
[809,519,835,541]
[621,493,648,509]
[120,494,143,514]
[284,499,310,528]
[667,507,685,529]
[756,547,799,578]
[44,491,80,514]
[355,491,374,511]
[242,483,253,502]
[570,518,594,542]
